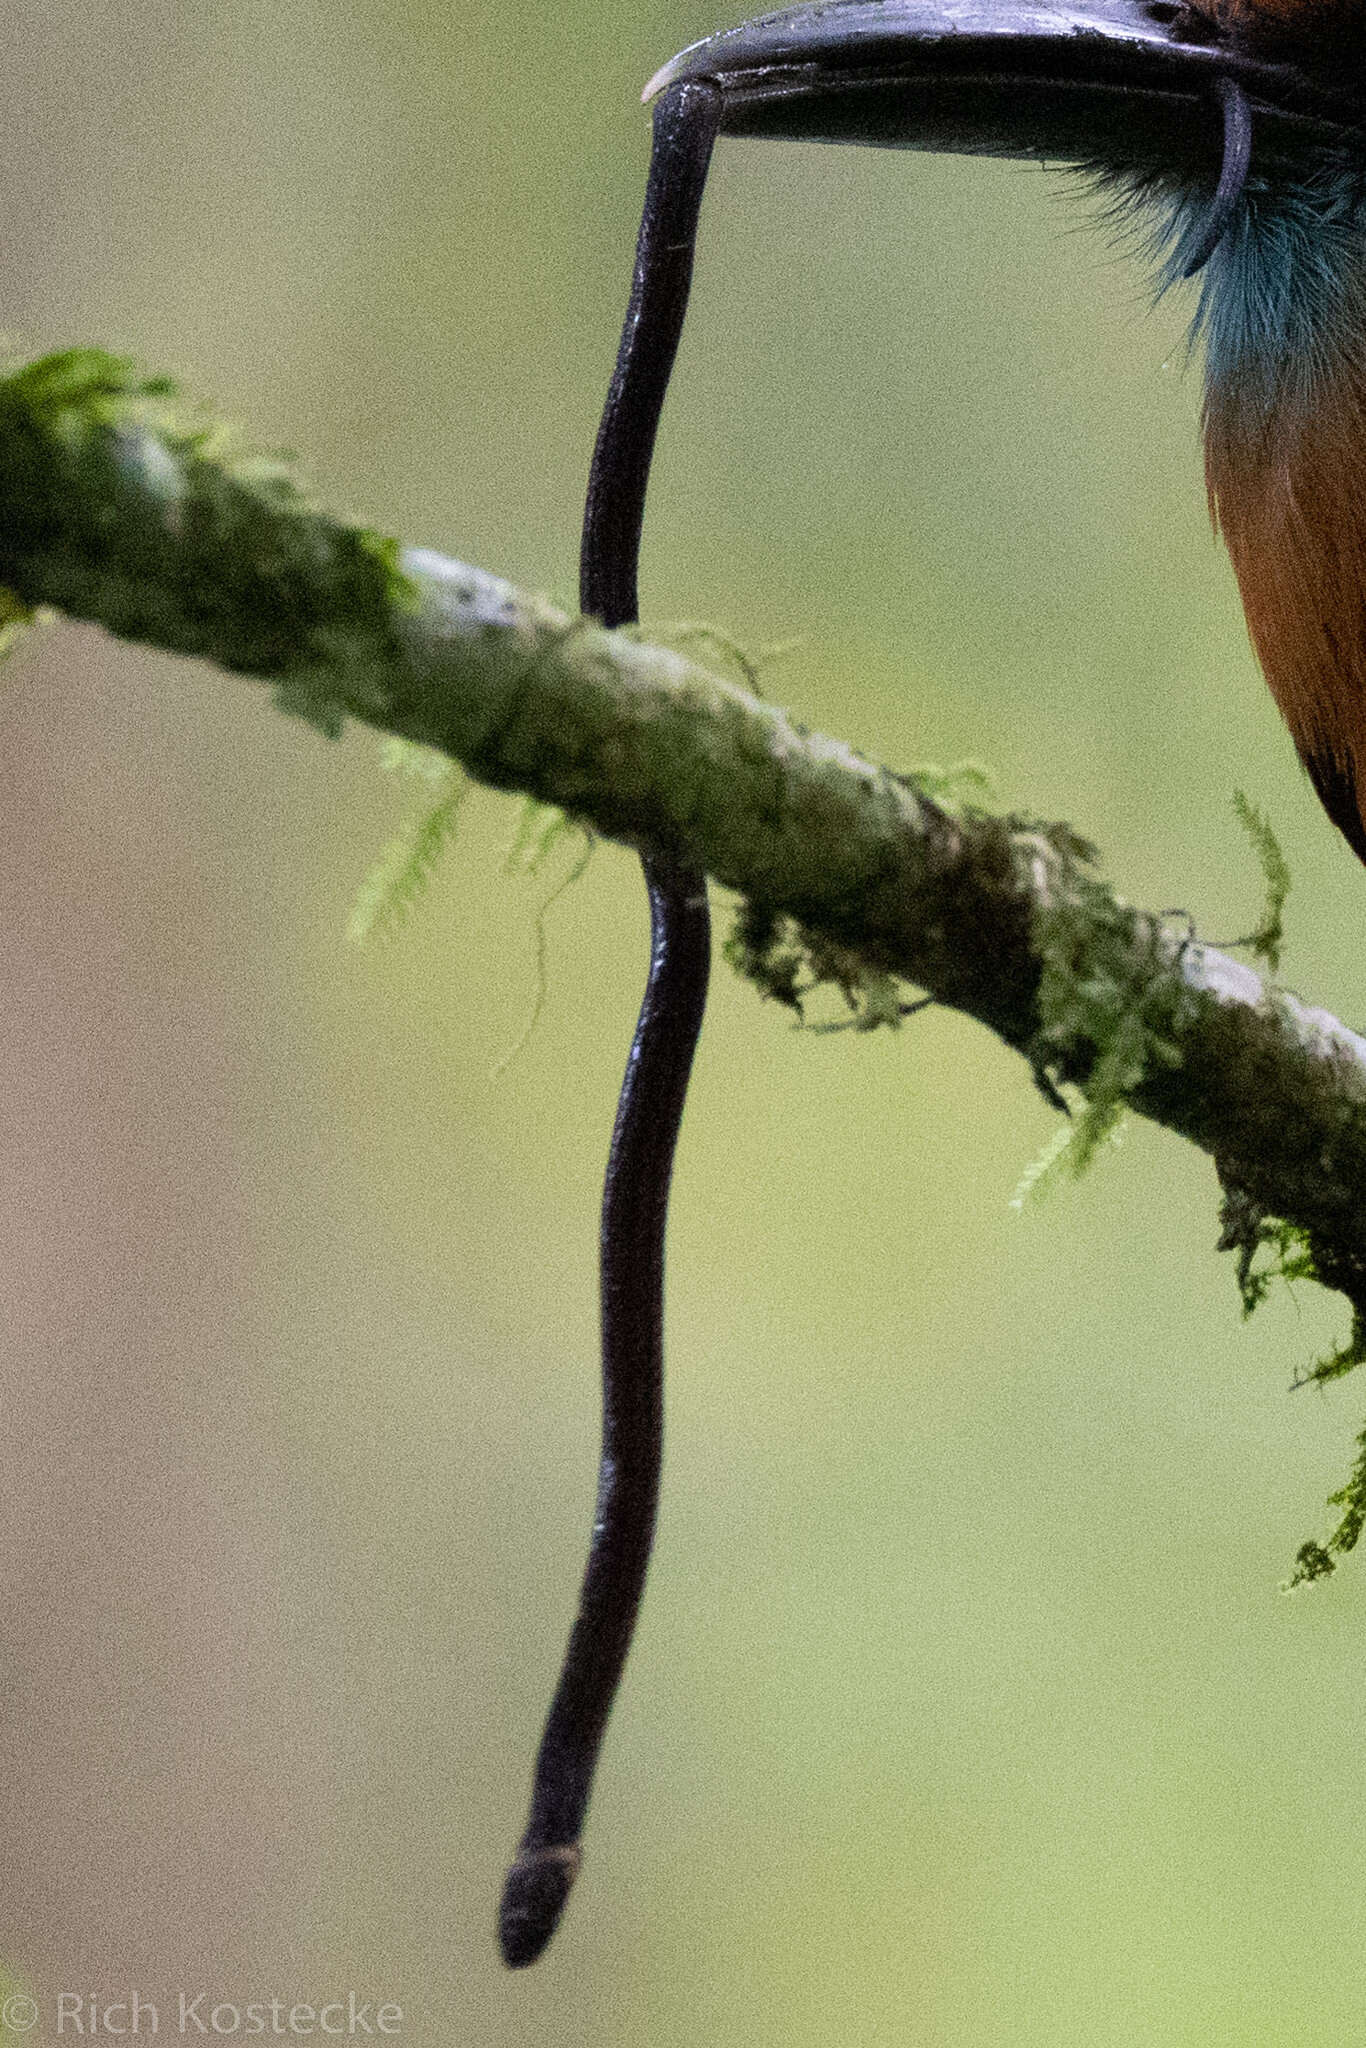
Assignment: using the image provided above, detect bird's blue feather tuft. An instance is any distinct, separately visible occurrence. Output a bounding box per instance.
[1085,153,1366,416]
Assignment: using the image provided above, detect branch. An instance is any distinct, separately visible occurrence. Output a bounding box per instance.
[2,349,1365,1303]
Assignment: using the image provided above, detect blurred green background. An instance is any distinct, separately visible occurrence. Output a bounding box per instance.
[2,3,1365,2043]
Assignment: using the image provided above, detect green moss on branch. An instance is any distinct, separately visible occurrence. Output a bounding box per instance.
[2,346,1366,1361]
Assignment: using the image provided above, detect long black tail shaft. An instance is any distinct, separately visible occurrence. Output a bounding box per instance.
[497,78,723,1971]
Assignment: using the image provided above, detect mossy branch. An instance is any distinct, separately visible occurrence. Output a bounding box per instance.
[3,350,1366,1324]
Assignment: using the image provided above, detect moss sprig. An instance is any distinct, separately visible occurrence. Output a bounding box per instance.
[0,348,413,738]
[1216,1181,1366,1583]
[724,899,917,1031]
[1029,883,1196,1172]
[1287,1429,1366,1587]
[1229,789,1291,974]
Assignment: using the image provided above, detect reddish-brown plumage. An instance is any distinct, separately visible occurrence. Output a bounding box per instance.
[1186,0,1366,860]
[1206,364,1366,858]
[1212,0,1331,25]
[1197,0,1366,44]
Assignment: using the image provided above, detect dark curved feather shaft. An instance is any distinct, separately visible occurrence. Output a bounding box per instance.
[1182,74,1253,277]
[498,78,721,1971]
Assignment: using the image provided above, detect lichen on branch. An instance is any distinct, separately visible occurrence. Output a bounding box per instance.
[4,347,1366,1573]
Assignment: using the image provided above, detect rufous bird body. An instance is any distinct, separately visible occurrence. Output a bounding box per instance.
[1189,55,1366,857]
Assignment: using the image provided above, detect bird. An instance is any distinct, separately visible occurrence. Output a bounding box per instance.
[644,0,1366,860]
[499,0,1366,1968]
